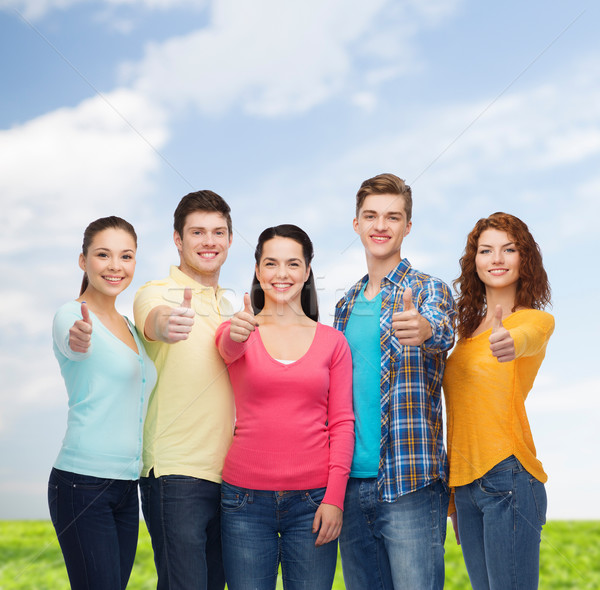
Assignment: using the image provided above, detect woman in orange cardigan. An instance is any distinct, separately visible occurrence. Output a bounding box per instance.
[443,212,554,590]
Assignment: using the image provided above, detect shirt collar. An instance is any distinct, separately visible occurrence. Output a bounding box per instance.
[169,265,227,300]
[383,258,412,288]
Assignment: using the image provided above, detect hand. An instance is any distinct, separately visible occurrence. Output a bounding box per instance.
[489,305,515,362]
[69,301,93,353]
[157,287,195,343]
[229,293,258,343]
[450,512,460,545]
[392,288,433,346]
[312,503,343,547]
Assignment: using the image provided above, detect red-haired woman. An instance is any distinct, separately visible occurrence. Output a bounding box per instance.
[443,212,554,590]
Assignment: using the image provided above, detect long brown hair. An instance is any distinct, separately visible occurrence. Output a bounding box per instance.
[454,212,551,338]
[79,216,137,295]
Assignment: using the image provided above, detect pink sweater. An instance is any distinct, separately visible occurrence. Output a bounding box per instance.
[215,321,355,509]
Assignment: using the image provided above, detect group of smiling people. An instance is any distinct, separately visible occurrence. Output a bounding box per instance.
[49,173,553,590]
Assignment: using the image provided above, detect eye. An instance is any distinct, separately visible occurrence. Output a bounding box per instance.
[478,249,491,255]
[122,254,133,260]
[505,248,517,253]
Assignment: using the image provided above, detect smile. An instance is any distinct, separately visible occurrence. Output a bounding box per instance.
[370,235,390,243]
[198,252,218,259]
[102,276,123,283]
[489,269,509,275]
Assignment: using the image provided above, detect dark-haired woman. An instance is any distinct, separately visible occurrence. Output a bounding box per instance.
[443,212,554,590]
[215,224,354,590]
[49,217,156,589]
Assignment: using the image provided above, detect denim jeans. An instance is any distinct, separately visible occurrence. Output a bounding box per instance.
[139,471,224,590]
[454,455,547,590]
[220,482,338,590]
[47,467,139,590]
[339,477,448,590]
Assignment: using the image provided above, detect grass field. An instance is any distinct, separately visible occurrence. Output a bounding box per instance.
[1,520,599,589]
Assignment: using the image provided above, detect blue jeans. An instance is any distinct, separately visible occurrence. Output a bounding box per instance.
[139,471,224,590]
[339,478,448,590]
[220,482,338,590]
[454,455,547,590]
[47,468,139,590]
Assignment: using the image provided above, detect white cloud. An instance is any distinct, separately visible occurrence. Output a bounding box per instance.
[0,89,168,256]
[124,0,462,117]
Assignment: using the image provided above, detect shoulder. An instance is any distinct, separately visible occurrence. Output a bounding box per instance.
[316,323,350,351]
[406,267,451,292]
[509,309,555,331]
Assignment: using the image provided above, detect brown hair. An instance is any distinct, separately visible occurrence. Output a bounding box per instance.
[454,212,551,338]
[80,216,137,295]
[173,190,232,239]
[356,173,413,221]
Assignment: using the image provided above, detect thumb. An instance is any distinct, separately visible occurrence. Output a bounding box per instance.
[243,292,254,315]
[182,287,192,309]
[491,305,504,332]
[81,301,92,325]
[403,287,415,311]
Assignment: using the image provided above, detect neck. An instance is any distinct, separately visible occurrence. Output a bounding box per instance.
[178,265,219,290]
[485,286,517,317]
[259,299,308,326]
[77,289,118,315]
[365,252,402,297]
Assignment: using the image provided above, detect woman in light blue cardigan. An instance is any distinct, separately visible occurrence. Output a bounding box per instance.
[49,216,156,590]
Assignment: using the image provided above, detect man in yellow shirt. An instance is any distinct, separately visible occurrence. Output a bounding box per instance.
[134,190,234,590]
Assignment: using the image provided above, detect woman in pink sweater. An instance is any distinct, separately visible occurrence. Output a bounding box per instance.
[215,224,355,590]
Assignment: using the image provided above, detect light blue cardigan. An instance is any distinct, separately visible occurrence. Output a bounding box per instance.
[52,300,157,480]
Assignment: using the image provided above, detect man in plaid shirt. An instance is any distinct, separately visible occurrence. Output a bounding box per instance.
[334,173,456,590]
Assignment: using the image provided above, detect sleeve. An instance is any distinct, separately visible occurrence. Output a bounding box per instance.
[512,312,555,359]
[418,278,457,354]
[133,282,175,342]
[52,304,91,361]
[323,331,355,510]
[215,320,250,365]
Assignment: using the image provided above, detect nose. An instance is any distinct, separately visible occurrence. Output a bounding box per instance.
[491,249,504,264]
[373,214,387,231]
[107,256,121,270]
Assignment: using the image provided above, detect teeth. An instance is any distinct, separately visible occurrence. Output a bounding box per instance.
[199,252,217,258]
[371,236,389,242]
[103,277,122,282]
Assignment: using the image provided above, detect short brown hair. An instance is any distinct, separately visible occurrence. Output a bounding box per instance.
[356,173,413,221]
[173,190,232,238]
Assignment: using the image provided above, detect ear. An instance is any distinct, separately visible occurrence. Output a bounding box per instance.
[254,264,261,282]
[353,217,360,234]
[404,220,412,237]
[174,230,183,252]
[304,264,311,283]
[78,253,86,272]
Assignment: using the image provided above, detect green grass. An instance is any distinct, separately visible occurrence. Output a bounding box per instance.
[1,520,598,589]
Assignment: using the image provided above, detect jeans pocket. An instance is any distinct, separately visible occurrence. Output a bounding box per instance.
[48,482,58,527]
[477,468,514,498]
[529,477,547,525]
[304,487,327,509]
[220,486,249,513]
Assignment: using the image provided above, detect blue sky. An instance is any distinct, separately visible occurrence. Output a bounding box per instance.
[1,0,598,527]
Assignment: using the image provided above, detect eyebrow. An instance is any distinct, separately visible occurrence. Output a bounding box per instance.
[262,257,303,263]
[188,226,228,231]
[361,209,404,216]
[92,247,135,253]
[478,242,515,248]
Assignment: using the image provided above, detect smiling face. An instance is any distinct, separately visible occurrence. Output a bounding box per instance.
[174,210,232,287]
[475,228,521,292]
[353,193,412,268]
[255,236,310,309]
[79,228,136,298]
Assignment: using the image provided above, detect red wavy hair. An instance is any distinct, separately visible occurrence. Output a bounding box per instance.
[454,212,551,338]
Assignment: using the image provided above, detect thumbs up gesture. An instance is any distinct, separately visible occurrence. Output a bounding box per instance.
[392,287,433,346]
[489,305,515,362]
[229,293,258,343]
[160,287,195,343]
[69,301,93,353]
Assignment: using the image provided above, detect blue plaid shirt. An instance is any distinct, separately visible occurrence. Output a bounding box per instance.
[334,259,456,502]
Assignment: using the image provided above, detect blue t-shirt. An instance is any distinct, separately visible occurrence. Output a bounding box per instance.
[344,286,382,477]
[52,301,157,480]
